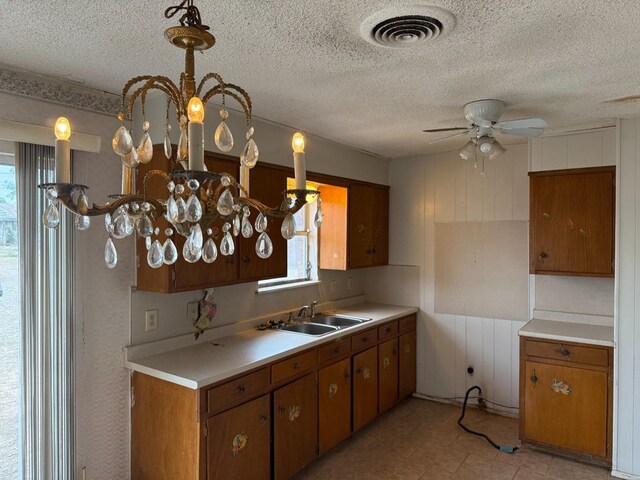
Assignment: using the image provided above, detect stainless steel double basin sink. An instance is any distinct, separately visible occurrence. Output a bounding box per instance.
[279,314,370,336]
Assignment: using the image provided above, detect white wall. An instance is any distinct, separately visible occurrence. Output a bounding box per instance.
[0,90,388,478]
[613,118,640,478]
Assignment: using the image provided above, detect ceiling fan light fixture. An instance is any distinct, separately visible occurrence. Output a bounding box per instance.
[477,136,494,154]
[489,141,506,160]
[459,139,476,160]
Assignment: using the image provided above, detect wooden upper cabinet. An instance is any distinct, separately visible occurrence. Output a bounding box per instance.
[238,164,288,282]
[318,180,389,270]
[529,166,615,277]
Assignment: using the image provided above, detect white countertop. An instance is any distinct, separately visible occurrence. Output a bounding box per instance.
[518,318,614,347]
[126,302,418,389]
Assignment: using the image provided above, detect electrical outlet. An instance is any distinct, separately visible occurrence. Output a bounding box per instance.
[145,309,158,331]
[187,302,199,322]
[347,278,354,290]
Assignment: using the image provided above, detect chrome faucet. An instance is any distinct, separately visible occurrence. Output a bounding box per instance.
[295,300,319,320]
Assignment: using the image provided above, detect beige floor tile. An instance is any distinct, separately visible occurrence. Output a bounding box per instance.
[454,453,519,479]
[546,456,610,480]
[498,446,553,474]
[513,467,547,480]
[409,441,469,473]
[418,465,461,480]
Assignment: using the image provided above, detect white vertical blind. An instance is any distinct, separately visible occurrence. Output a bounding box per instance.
[16,143,74,480]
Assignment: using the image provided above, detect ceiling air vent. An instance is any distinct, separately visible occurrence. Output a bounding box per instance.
[360,6,455,48]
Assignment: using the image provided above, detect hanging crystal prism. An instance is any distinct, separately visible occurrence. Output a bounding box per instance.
[255,212,267,233]
[175,196,187,223]
[182,239,202,263]
[147,239,164,268]
[255,232,273,259]
[185,194,203,222]
[240,127,259,168]
[75,214,90,230]
[220,232,235,256]
[216,189,234,216]
[281,212,296,240]
[241,207,253,238]
[104,237,118,269]
[166,196,179,222]
[43,203,60,229]
[104,213,114,234]
[112,125,133,156]
[233,214,240,237]
[177,124,188,165]
[186,224,204,255]
[77,191,90,214]
[137,132,153,164]
[163,238,178,265]
[164,122,172,159]
[145,236,152,251]
[136,214,153,237]
[202,238,218,263]
[122,146,140,168]
[113,211,134,239]
[314,198,323,228]
[214,109,234,152]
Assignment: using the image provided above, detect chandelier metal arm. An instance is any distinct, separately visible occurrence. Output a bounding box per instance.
[201,86,252,123]
[123,76,184,121]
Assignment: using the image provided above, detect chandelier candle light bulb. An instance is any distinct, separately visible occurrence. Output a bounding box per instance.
[187,97,205,171]
[292,132,306,190]
[54,117,71,183]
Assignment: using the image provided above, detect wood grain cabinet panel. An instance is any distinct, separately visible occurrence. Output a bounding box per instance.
[352,346,378,432]
[523,361,608,458]
[273,373,318,480]
[318,358,351,454]
[206,394,270,480]
[529,167,615,277]
[205,368,270,415]
[271,349,317,384]
[399,331,417,400]
[347,183,390,269]
[378,338,399,413]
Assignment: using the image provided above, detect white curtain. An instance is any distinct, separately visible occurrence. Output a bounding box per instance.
[16,143,74,480]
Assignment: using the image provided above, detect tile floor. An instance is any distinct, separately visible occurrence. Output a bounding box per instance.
[293,397,614,480]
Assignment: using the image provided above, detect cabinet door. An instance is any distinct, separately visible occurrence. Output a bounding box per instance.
[530,168,614,276]
[378,338,399,413]
[206,394,270,480]
[174,154,240,291]
[318,358,351,454]
[398,332,416,400]
[371,186,389,266]
[273,373,318,480]
[348,183,375,268]
[524,360,608,458]
[353,346,378,432]
[239,164,288,281]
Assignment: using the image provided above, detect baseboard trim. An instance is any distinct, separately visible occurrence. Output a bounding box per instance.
[611,470,640,479]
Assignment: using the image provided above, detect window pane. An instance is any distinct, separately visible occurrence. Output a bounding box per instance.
[286,235,308,280]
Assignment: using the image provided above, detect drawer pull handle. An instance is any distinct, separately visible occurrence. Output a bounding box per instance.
[293,362,302,369]
[333,347,340,354]
[386,327,391,333]
[537,251,548,261]
[530,370,538,385]
[260,414,268,424]
[235,385,247,394]
[362,337,368,343]
[558,345,571,357]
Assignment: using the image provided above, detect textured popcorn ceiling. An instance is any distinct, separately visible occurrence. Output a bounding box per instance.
[2,0,640,157]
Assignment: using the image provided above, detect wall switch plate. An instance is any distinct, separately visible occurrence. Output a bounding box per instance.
[187,302,199,322]
[145,309,158,331]
[347,278,354,290]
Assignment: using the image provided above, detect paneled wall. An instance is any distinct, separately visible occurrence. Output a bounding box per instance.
[613,119,640,478]
[379,143,530,413]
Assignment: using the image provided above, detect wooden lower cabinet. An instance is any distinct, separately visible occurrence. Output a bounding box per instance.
[378,338,399,413]
[352,346,378,431]
[520,338,613,463]
[206,395,270,480]
[398,331,417,400]
[273,373,318,480]
[318,358,351,454]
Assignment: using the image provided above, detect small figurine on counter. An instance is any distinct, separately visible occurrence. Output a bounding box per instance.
[194,288,217,339]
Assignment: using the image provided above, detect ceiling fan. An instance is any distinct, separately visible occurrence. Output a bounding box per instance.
[423,99,548,160]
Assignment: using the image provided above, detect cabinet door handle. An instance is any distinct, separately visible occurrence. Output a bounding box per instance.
[279,405,286,414]
[386,327,392,333]
[260,414,268,424]
[537,251,548,261]
[558,345,570,357]
[362,337,368,343]
[530,369,538,385]
[366,249,372,254]
[293,362,302,369]
[235,385,246,394]
[227,257,234,265]
[242,255,250,264]
[333,347,341,355]
[372,248,377,254]
[356,367,362,374]
[344,371,350,380]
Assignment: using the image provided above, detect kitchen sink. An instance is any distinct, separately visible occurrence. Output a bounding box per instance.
[281,323,338,336]
[309,314,368,328]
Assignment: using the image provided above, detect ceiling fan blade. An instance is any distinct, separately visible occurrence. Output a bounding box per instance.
[498,127,545,138]
[428,129,471,144]
[497,118,548,130]
[422,127,469,133]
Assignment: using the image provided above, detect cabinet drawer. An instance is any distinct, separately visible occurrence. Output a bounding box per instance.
[525,339,609,367]
[318,338,350,364]
[351,328,378,351]
[271,349,317,384]
[206,368,270,414]
[378,321,398,341]
[398,315,416,333]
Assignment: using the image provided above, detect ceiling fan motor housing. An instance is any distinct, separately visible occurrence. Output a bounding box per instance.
[464,99,506,126]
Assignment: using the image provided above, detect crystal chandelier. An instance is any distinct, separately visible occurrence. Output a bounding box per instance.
[40,0,321,269]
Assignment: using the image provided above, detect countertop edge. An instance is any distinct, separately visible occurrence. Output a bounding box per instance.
[518,330,615,348]
[127,304,420,390]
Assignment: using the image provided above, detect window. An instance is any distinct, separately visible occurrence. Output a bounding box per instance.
[258,179,320,291]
